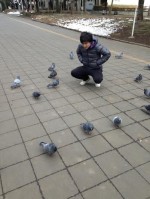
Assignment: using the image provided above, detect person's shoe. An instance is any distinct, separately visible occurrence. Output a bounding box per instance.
[80,78,90,86]
[95,83,101,88]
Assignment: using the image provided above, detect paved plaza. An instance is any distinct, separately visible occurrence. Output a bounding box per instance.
[0,13,150,199]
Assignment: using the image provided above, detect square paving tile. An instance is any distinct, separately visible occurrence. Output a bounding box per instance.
[20,123,47,142]
[72,101,93,112]
[50,97,69,108]
[16,114,40,129]
[126,109,150,122]
[113,101,136,112]
[59,142,90,166]
[1,160,35,193]
[0,130,22,150]
[0,144,28,169]
[70,194,83,199]
[44,92,62,101]
[0,119,17,135]
[39,170,78,199]
[36,109,59,122]
[9,98,29,109]
[31,101,52,113]
[136,162,150,183]
[69,159,106,191]
[92,118,115,134]
[98,104,120,117]
[118,143,150,167]
[62,113,86,128]
[0,110,14,123]
[25,135,51,158]
[81,135,112,156]
[82,181,123,199]
[31,153,65,179]
[55,104,77,117]
[88,97,109,107]
[140,119,150,131]
[80,91,99,100]
[138,137,150,152]
[50,129,77,148]
[65,94,84,104]
[5,182,42,199]
[103,94,123,104]
[95,150,132,178]
[43,118,68,134]
[81,108,104,121]
[111,170,150,199]
[103,129,133,148]
[116,91,136,100]
[12,105,34,118]
[0,102,10,112]
[122,123,150,141]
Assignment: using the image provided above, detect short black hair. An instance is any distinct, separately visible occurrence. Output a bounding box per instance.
[80,32,93,43]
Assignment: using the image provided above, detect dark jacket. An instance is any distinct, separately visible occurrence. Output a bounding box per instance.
[76,38,111,69]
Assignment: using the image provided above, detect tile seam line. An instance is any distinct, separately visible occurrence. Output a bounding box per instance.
[9,17,149,65]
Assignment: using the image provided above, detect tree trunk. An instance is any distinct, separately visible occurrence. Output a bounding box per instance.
[35,0,39,12]
[148,6,150,16]
[109,0,113,15]
[137,0,144,20]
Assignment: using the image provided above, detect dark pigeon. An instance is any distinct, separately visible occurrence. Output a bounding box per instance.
[80,122,94,134]
[113,116,122,127]
[32,91,41,99]
[134,74,142,83]
[140,105,150,115]
[144,64,150,70]
[47,79,59,88]
[70,51,74,60]
[144,89,150,97]
[39,142,57,155]
[48,70,57,78]
[115,52,123,59]
[48,63,55,71]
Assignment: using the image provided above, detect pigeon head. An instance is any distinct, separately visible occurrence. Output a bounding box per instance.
[80,122,94,134]
[113,116,122,126]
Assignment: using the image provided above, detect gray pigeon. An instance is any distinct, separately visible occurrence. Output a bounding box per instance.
[113,116,122,127]
[115,52,123,59]
[48,63,55,72]
[144,64,150,70]
[39,142,57,155]
[11,76,21,89]
[134,74,142,83]
[140,105,150,115]
[70,51,74,60]
[32,91,41,99]
[144,89,150,97]
[80,122,94,134]
[48,70,57,78]
[47,79,59,88]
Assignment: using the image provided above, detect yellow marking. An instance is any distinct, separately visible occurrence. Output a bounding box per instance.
[10,17,150,64]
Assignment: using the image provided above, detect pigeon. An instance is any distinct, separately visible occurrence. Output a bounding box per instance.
[144,64,150,70]
[39,142,57,155]
[70,51,74,60]
[48,70,57,78]
[115,52,123,59]
[48,63,55,72]
[144,89,150,97]
[113,116,122,127]
[140,105,150,115]
[11,76,21,89]
[47,79,59,88]
[32,91,41,99]
[80,122,94,134]
[134,74,142,83]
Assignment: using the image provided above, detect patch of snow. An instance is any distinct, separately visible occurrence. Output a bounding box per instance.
[7,11,21,16]
[56,18,122,37]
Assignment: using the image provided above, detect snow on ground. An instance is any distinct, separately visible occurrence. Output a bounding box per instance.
[56,18,123,37]
[7,11,21,16]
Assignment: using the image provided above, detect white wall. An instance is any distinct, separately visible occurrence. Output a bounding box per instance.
[107,0,150,7]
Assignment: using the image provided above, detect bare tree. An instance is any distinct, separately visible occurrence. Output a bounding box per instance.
[137,0,144,20]
[109,0,113,15]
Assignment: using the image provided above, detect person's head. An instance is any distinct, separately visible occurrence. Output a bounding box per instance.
[80,32,93,49]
